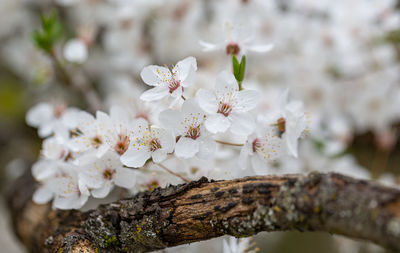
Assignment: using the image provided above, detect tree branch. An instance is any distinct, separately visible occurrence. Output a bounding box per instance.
[7,171,400,252]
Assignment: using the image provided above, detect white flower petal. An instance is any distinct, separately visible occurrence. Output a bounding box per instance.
[175,137,199,159]
[215,71,238,97]
[63,39,88,64]
[173,56,197,87]
[182,99,204,120]
[110,105,130,123]
[158,129,175,153]
[197,137,216,159]
[140,65,171,86]
[120,146,151,168]
[230,113,255,136]
[159,109,184,134]
[32,160,57,181]
[198,40,222,52]
[91,183,113,198]
[33,185,53,204]
[251,155,268,175]
[140,86,169,101]
[115,167,136,189]
[205,113,231,134]
[26,103,53,127]
[239,145,250,170]
[152,149,167,163]
[196,89,218,114]
[247,43,274,53]
[235,90,260,112]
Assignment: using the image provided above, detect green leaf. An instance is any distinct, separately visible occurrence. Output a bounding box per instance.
[32,10,64,53]
[232,55,240,80]
[238,55,246,82]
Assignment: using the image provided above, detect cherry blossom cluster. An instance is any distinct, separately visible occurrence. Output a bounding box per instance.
[26,55,308,210]
[2,0,399,252]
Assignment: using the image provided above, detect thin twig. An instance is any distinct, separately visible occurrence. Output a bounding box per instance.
[155,162,191,183]
[215,139,244,147]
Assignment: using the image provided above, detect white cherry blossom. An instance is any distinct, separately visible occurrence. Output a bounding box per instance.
[101,105,132,156]
[79,151,137,198]
[63,38,88,64]
[140,56,197,104]
[196,71,259,136]
[239,124,283,174]
[159,99,215,159]
[41,136,69,161]
[258,89,308,158]
[26,102,78,138]
[199,22,274,56]
[32,161,89,210]
[120,118,175,168]
[65,110,110,157]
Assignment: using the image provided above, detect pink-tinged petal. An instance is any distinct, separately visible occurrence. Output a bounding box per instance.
[91,183,113,198]
[230,113,255,136]
[247,43,274,53]
[197,137,216,159]
[196,89,218,114]
[115,167,136,188]
[215,71,238,98]
[205,113,231,134]
[175,137,199,159]
[140,86,169,101]
[140,65,171,86]
[33,185,53,204]
[26,103,53,127]
[173,56,197,86]
[235,90,260,112]
[120,146,151,168]
[159,109,184,135]
[152,149,167,163]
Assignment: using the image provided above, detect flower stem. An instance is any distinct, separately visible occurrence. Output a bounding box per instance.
[155,163,191,183]
[215,139,244,147]
[48,49,101,112]
[238,81,243,91]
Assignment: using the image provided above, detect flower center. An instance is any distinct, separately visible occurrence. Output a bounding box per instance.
[186,126,201,140]
[252,138,262,153]
[217,102,233,117]
[168,79,181,93]
[53,105,66,118]
[149,138,162,151]
[115,134,130,155]
[103,169,115,180]
[91,136,103,148]
[226,42,240,55]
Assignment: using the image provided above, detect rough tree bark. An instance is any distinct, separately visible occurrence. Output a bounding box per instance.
[7,171,400,253]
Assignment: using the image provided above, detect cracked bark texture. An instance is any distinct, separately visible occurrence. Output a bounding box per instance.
[7,171,400,253]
